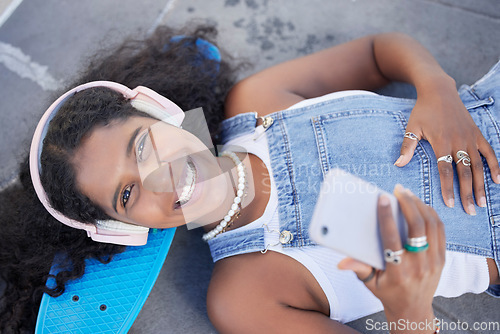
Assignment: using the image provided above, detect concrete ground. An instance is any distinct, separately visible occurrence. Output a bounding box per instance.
[1,0,499,333]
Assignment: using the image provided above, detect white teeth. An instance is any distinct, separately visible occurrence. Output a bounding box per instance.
[176,160,197,207]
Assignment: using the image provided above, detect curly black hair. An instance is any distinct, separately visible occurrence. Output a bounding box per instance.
[0,24,238,333]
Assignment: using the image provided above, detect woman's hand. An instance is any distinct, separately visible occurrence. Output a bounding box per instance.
[394,75,500,215]
[338,184,445,334]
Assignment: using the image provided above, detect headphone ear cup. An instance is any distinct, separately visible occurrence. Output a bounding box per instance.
[96,219,149,234]
[131,86,184,127]
[130,99,180,126]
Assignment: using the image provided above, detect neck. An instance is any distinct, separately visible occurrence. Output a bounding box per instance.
[202,150,270,234]
[201,152,250,233]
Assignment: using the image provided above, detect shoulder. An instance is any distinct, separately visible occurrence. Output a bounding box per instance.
[224,75,305,119]
[206,251,339,333]
[206,253,276,333]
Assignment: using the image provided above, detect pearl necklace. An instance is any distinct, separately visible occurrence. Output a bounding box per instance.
[202,151,246,241]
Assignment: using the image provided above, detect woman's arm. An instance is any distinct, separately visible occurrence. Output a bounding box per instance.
[207,185,443,334]
[226,32,500,215]
[207,253,361,334]
[226,33,442,115]
[208,285,360,334]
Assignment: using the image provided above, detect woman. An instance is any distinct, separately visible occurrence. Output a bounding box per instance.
[1,25,499,333]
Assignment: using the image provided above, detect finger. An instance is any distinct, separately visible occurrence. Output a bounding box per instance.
[394,130,420,167]
[409,195,438,251]
[377,194,404,267]
[436,151,455,208]
[393,184,426,240]
[430,210,446,262]
[455,150,476,215]
[411,198,446,272]
[436,211,446,258]
[338,258,377,287]
[418,200,446,266]
[468,149,486,208]
[478,136,500,184]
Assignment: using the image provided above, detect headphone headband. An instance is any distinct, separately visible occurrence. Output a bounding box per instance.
[29,81,185,246]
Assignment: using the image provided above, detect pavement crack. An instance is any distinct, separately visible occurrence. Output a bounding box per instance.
[416,0,500,20]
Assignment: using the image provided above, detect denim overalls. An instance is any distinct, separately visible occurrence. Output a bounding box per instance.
[209,61,500,295]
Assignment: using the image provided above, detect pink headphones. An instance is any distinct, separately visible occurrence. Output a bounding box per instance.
[29,81,185,246]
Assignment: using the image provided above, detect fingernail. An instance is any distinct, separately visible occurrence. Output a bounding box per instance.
[446,198,455,208]
[379,195,391,206]
[394,155,403,166]
[337,258,351,270]
[478,196,487,208]
[468,203,476,216]
[496,173,500,184]
[394,183,404,193]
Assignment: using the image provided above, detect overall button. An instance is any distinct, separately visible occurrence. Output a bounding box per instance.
[253,116,274,141]
[279,230,293,244]
[262,116,274,129]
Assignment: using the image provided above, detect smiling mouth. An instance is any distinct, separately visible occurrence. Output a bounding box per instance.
[174,159,197,209]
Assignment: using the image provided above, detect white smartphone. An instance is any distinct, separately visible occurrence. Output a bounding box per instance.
[309,168,407,270]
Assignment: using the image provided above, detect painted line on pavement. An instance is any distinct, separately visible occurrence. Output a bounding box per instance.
[147,0,178,36]
[0,41,62,91]
[0,0,23,29]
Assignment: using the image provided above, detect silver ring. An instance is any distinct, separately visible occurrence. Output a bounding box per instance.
[456,150,471,167]
[404,132,419,141]
[437,155,453,164]
[384,248,404,264]
[406,236,428,247]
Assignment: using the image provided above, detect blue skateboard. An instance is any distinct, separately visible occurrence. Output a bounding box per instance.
[35,228,176,334]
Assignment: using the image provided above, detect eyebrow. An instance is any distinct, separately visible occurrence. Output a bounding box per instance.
[112,183,121,214]
[127,126,143,157]
[148,127,162,166]
[112,126,142,213]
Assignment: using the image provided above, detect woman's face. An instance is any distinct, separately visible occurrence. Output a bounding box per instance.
[72,115,232,229]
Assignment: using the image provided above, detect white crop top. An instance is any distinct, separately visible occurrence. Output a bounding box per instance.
[221,90,490,323]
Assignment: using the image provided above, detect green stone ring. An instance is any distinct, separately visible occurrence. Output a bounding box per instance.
[404,243,429,252]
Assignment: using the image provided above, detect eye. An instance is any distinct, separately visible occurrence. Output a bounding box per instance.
[121,184,134,208]
[135,131,152,163]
